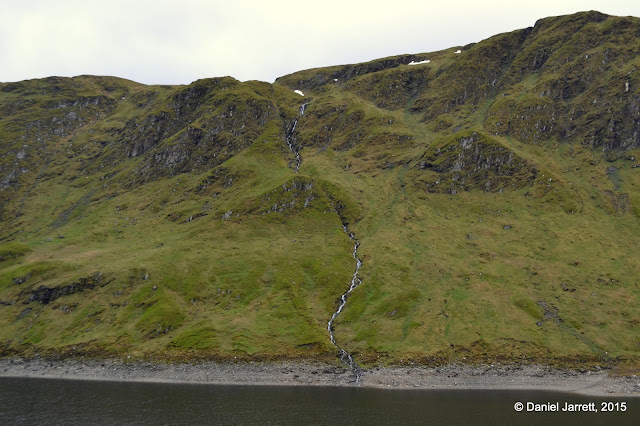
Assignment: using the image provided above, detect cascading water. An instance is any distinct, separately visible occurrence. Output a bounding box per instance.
[285,103,307,173]
[327,224,363,385]
[283,103,364,383]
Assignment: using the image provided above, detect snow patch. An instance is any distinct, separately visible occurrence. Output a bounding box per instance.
[294,90,304,96]
[454,49,462,54]
[408,60,430,66]
[334,78,338,82]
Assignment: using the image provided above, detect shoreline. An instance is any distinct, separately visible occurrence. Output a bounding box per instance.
[1,358,638,397]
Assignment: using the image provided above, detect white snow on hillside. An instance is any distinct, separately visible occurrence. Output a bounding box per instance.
[408,60,430,65]
[294,90,304,96]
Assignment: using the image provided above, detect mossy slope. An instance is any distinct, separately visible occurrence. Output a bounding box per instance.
[0,11,639,369]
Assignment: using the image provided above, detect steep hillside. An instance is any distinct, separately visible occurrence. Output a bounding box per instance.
[1,11,639,371]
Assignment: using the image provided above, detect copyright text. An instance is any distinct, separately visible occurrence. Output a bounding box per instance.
[513,401,627,413]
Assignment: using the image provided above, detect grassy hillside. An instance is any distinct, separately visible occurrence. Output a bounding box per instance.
[0,11,639,370]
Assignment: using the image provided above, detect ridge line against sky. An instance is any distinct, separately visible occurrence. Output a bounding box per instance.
[2,0,640,85]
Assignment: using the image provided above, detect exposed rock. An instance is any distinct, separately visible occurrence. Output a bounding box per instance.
[537,301,560,322]
[24,273,112,305]
[251,177,319,215]
[12,274,31,285]
[16,308,32,320]
[415,131,536,193]
[182,213,208,223]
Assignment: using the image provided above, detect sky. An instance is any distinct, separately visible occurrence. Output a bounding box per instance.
[2,0,640,85]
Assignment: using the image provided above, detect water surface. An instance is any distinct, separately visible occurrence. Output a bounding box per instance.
[0,377,638,425]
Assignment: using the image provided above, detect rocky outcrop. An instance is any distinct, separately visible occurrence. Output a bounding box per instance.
[250,177,320,215]
[122,110,178,158]
[23,273,112,305]
[121,81,280,181]
[415,131,537,193]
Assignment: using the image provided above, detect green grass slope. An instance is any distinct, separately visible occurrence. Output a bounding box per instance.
[0,11,639,370]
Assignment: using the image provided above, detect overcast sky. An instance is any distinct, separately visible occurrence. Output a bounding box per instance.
[2,0,640,85]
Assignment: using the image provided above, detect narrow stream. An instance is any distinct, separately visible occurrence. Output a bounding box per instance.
[284,102,363,383]
[285,103,307,173]
[327,223,363,385]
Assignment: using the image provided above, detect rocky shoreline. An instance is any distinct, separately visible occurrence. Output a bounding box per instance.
[0,357,638,396]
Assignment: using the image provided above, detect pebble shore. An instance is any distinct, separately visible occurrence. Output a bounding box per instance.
[1,357,638,396]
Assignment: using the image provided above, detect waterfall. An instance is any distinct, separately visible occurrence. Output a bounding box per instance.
[327,224,363,385]
[285,103,307,173]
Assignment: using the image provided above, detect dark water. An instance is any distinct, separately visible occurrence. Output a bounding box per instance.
[0,377,638,425]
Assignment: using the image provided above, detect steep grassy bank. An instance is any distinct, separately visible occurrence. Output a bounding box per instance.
[1,11,639,370]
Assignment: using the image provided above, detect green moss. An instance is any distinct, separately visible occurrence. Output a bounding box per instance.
[134,289,185,337]
[171,324,219,350]
[0,243,31,262]
[513,297,543,320]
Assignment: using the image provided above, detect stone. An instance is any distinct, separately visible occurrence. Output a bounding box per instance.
[13,274,31,285]
[24,273,111,305]
[17,308,32,320]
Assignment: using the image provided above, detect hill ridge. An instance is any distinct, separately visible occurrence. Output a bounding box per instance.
[0,10,639,371]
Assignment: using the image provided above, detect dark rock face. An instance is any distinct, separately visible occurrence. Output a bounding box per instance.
[124,111,177,158]
[415,132,536,193]
[120,82,279,182]
[251,177,320,215]
[24,273,111,305]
